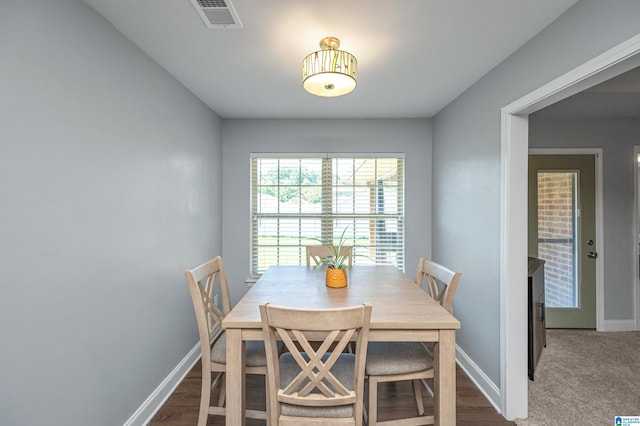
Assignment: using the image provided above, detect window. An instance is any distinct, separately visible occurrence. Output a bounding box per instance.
[251,154,405,275]
[537,171,578,308]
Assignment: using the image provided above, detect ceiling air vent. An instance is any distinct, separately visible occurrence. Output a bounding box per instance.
[191,0,243,29]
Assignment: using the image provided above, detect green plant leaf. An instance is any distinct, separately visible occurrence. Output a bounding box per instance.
[306,226,372,270]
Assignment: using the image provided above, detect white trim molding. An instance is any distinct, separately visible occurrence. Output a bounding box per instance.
[456,345,501,413]
[123,343,201,426]
[500,34,640,420]
[499,111,529,419]
[601,319,638,332]
[634,145,640,331]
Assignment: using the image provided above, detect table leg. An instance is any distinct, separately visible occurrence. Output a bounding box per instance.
[225,329,245,426]
[434,329,456,426]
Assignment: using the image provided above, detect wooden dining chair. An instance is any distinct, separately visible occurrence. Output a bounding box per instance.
[415,257,462,314]
[305,245,353,267]
[259,302,372,426]
[185,256,269,426]
[365,257,461,426]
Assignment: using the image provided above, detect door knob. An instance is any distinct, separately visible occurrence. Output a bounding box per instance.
[587,251,598,259]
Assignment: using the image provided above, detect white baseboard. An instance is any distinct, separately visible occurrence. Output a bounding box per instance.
[456,345,502,415]
[600,319,638,332]
[123,343,201,426]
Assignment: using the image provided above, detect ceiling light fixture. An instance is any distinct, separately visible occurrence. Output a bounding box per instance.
[302,37,357,97]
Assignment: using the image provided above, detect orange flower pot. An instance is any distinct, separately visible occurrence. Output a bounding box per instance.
[326,268,348,288]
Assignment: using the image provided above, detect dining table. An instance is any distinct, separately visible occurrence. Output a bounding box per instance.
[222,264,461,426]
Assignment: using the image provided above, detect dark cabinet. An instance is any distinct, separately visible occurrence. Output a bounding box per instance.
[528,257,546,380]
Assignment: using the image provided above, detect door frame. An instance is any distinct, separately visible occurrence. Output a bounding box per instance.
[634,145,640,332]
[528,148,604,327]
[500,34,640,419]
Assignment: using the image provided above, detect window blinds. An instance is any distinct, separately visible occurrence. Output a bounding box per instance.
[251,154,405,275]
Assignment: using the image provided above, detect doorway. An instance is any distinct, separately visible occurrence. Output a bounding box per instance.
[500,35,640,419]
[528,153,599,329]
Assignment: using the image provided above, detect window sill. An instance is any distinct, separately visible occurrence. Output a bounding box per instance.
[245,277,260,287]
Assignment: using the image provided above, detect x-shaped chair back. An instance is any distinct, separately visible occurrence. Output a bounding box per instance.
[260,302,371,418]
[185,256,232,360]
[416,257,462,313]
[306,245,353,267]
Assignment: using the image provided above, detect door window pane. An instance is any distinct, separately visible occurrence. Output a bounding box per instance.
[537,171,578,308]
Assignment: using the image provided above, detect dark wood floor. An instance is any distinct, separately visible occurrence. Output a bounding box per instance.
[151,360,515,425]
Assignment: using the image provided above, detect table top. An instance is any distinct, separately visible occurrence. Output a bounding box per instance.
[223,265,460,330]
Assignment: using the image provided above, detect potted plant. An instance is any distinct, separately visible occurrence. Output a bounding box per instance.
[310,227,355,288]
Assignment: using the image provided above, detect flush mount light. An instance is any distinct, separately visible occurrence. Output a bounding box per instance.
[302,37,357,97]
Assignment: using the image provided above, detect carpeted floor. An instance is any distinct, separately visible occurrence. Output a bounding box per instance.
[515,329,640,426]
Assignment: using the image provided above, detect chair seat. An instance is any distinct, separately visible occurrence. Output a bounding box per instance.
[211,332,268,367]
[279,352,355,418]
[365,342,433,376]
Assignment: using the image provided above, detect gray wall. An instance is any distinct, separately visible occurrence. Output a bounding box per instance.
[0,1,222,425]
[432,0,640,387]
[530,117,640,320]
[221,119,432,305]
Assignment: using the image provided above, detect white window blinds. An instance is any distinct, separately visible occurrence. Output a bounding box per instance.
[250,154,405,275]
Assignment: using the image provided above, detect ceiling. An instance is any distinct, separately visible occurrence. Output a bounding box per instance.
[82,0,579,119]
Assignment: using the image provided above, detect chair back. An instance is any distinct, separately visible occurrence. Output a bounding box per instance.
[184,256,232,365]
[416,257,462,313]
[306,245,353,267]
[260,303,372,424]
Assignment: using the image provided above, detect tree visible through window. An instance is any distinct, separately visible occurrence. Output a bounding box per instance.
[251,154,405,275]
